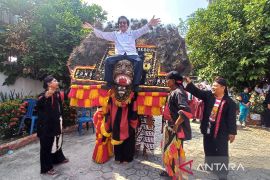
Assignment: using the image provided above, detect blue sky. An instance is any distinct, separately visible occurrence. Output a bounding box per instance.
[84,0,208,25]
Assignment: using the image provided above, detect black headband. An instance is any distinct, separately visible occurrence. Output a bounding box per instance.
[167,71,183,84]
[215,77,227,87]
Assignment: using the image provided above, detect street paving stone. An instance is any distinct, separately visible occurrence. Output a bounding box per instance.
[0,116,270,179]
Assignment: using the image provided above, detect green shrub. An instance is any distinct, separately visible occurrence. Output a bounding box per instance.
[62,100,77,128]
[0,100,27,139]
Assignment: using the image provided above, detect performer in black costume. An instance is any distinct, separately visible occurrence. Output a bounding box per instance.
[37,75,69,175]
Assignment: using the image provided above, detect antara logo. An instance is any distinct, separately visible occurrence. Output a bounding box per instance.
[178,161,245,175]
[197,163,245,171]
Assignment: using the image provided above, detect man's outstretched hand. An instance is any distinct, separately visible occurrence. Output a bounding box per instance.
[148,15,161,27]
[82,22,93,30]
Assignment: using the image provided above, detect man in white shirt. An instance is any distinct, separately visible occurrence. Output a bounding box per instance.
[82,16,160,88]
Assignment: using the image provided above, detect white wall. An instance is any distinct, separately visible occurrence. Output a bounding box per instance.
[0,72,43,97]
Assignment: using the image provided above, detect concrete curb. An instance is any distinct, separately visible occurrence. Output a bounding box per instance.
[0,125,78,156]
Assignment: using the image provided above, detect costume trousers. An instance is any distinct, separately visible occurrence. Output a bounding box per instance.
[114,130,135,163]
[40,136,66,173]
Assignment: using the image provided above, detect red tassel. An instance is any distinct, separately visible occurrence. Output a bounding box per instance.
[83,89,90,99]
[152,97,160,106]
[68,88,77,98]
[136,96,144,105]
[77,99,85,107]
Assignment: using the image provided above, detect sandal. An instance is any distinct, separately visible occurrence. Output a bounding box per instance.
[46,169,57,175]
[159,170,169,177]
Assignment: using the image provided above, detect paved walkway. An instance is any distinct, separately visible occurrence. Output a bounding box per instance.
[0,117,270,180]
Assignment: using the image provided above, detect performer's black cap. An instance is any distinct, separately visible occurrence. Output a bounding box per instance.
[214,76,227,87]
[167,71,183,81]
[214,76,228,95]
[166,71,183,85]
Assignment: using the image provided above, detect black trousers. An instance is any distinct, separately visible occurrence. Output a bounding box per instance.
[114,130,135,163]
[203,135,229,179]
[262,109,270,127]
[39,136,66,173]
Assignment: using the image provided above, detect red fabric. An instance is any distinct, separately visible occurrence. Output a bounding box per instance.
[177,127,185,139]
[68,88,77,98]
[136,96,144,105]
[106,99,138,141]
[98,89,109,97]
[152,97,160,106]
[93,110,102,125]
[163,103,172,120]
[144,107,152,115]
[92,98,100,106]
[133,101,138,111]
[78,85,84,89]
[143,92,168,96]
[82,89,90,99]
[92,109,111,164]
[188,96,196,118]
[109,102,129,140]
[51,95,54,106]
[77,99,85,107]
[214,100,226,138]
[90,85,101,89]
[60,91,64,102]
[180,110,193,119]
[129,119,138,129]
[120,106,129,140]
[110,103,118,131]
[194,100,204,121]
[136,92,168,106]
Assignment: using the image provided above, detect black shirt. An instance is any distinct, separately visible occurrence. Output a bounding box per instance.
[167,85,192,140]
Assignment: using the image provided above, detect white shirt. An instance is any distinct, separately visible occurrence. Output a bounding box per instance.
[255,86,263,94]
[263,84,270,93]
[93,24,150,55]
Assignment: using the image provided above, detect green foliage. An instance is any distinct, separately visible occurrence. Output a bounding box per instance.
[178,18,188,37]
[0,0,107,87]
[186,0,270,88]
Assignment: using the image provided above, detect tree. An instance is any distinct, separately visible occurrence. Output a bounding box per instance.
[0,0,107,87]
[186,0,270,88]
[178,18,188,37]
